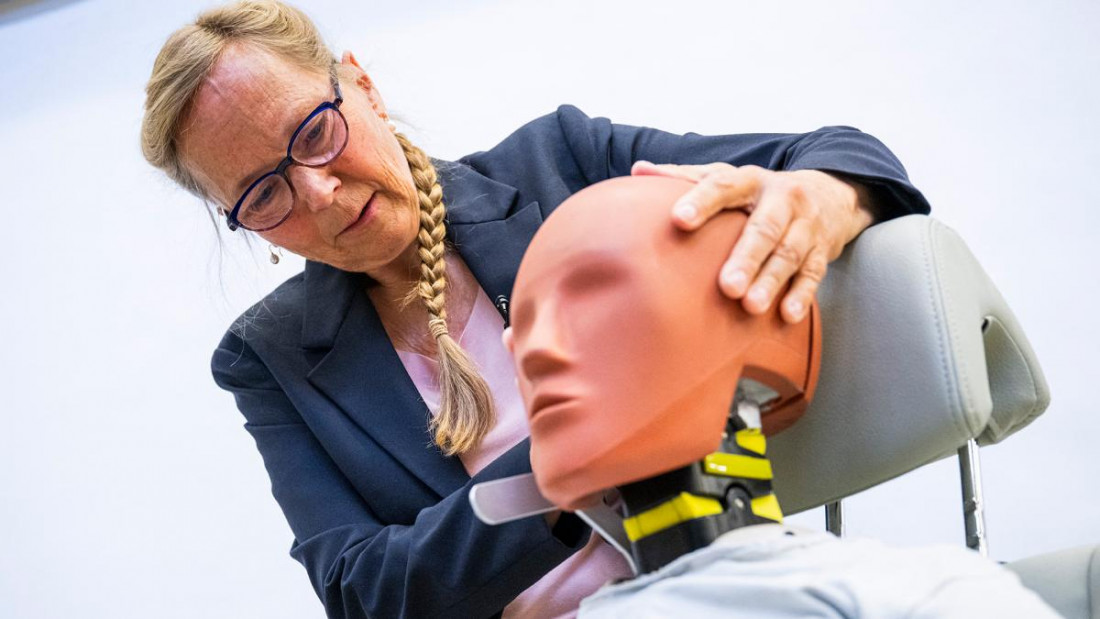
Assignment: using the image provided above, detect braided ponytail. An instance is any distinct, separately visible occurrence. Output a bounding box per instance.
[396,133,496,455]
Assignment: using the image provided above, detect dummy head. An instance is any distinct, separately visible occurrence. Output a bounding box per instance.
[506,176,821,510]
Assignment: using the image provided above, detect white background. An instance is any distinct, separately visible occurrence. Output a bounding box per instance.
[1,0,1097,617]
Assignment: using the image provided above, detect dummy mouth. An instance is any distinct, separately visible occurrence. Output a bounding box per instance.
[529,393,574,418]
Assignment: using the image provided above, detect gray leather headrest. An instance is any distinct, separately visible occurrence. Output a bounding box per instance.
[770,215,1051,513]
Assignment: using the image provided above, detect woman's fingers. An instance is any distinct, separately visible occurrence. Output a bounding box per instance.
[738,217,813,314]
[672,165,763,230]
[631,160,708,182]
[717,188,794,299]
[633,161,761,230]
[779,247,829,323]
[632,161,850,324]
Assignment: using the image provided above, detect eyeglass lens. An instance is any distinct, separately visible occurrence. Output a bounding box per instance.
[240,174,294,231]
[292,107,348,165]
[237,107,349,231]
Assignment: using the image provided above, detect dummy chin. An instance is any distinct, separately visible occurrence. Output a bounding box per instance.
[509,176,821,511]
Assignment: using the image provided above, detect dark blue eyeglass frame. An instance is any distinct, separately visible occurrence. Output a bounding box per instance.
[225,69,346,232]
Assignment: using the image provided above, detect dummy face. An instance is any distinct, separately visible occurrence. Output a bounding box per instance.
[507,177,819,510]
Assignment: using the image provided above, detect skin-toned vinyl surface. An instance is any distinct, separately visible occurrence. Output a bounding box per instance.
[509,176,820,511]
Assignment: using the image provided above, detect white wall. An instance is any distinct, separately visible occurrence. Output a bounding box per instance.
[1,0,1096,617]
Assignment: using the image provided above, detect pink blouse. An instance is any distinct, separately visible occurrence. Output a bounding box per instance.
[396,287,634,618]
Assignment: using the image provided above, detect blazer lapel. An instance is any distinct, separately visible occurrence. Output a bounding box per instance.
[439,160,544,316]
[305,279,470,498]
[300,161,544,497]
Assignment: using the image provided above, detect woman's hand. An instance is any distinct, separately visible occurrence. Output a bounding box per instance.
[632,160,875,324]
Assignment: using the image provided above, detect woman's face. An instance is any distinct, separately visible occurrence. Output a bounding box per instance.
[178,44,420,274]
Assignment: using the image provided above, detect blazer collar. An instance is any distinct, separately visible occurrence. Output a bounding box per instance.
[300,159,539,349]
[300,160,543,496]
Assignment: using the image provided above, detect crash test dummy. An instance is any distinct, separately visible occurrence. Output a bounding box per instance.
[494,176,1058,618]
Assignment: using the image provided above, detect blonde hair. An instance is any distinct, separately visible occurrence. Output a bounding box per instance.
[142,0,495,455]
[398,134,497,454]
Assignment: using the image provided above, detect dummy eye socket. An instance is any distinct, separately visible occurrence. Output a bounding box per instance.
[559,262,631,297]
[511,261,629,338]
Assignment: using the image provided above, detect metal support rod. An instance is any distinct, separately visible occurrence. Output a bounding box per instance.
[958,438,989,556]
[825,500,844,537]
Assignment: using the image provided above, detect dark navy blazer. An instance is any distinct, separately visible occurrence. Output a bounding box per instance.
[211,105,930,618]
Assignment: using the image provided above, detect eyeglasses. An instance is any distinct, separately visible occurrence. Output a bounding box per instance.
[225,69,349,232]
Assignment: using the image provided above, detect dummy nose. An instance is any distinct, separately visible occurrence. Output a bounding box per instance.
[518,308,570,380]
[288,165,340,212]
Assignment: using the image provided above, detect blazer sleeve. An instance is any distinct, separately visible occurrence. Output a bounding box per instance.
[467,104,931,223]
[211,331,588,619]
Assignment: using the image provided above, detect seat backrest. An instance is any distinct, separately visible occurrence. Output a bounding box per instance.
[769,215,1051,514]
[1008,545,1100,619]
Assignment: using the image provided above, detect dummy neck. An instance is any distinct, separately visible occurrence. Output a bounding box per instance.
[616,387,784,574]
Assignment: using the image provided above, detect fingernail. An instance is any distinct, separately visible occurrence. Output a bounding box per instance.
[748,285,769,306]
[786,299,804,318]
[721,267,748,295]
[674,202,697,222]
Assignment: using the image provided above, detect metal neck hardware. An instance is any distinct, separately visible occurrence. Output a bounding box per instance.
[468,381,785,576]
[617,384,784,573]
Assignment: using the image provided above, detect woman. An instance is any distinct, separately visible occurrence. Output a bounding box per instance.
[141,2,929,617]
